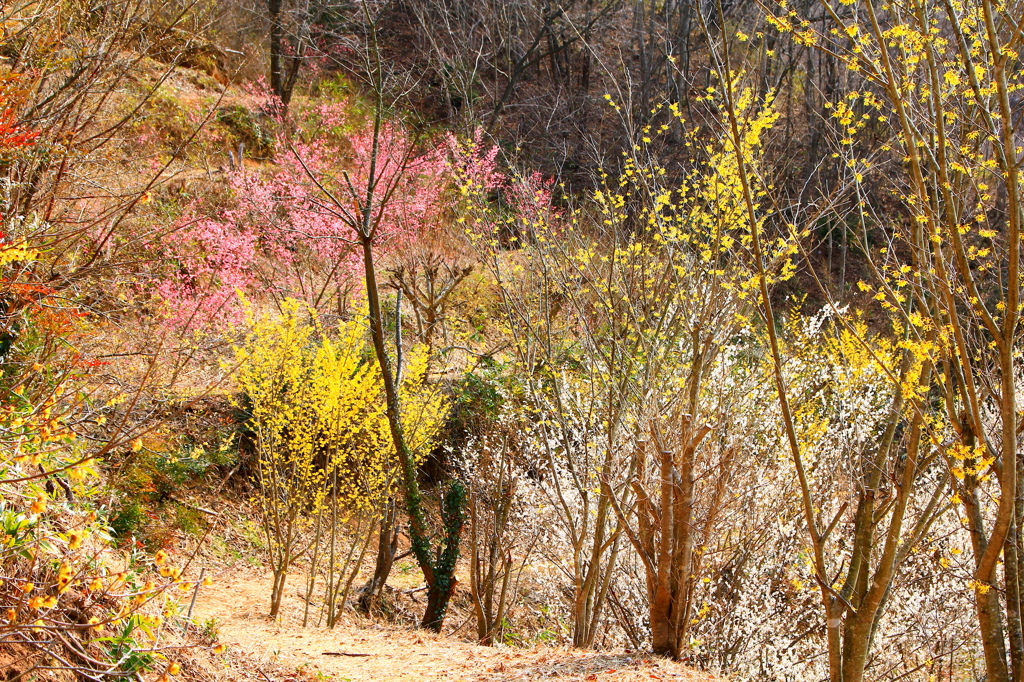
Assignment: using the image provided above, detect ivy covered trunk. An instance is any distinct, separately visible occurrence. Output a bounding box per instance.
[360,236,466,632]
[420,482,467,631]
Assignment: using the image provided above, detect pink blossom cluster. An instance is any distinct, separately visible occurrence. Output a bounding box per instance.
[155,103,484,331]
[510,171,561,238]
[441,128,504,194]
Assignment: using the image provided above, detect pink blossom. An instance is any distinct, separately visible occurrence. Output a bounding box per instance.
[154,102,455,331]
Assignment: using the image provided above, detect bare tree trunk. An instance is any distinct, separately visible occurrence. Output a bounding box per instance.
[360,499,399,613]
[964,479,1011,682]
[1008,469,1024,682]
[270,568,287,618]
[268,0,284,101]
[267,0,307,108]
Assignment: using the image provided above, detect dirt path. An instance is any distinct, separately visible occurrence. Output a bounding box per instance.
[190,567,711,682]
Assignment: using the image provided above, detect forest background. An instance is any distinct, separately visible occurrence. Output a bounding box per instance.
[0,0,1022,680]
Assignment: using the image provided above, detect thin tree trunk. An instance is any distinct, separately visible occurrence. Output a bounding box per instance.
[1006,511,1024,682]
[360,499,399,613]
[268,0,284,101]
[362,234,465,633]
[270,569,286,618]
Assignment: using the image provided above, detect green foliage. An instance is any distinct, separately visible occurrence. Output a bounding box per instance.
[97,614,157,674]
[216,104,276,159]
[502,617,524,646]
[107,437,227,546]
[454,360,506,424]
[109,500,146,539]
[200,616,220,641]
[174,503,204,536]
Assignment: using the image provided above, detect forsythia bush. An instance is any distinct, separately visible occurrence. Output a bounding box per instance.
[233,298,448,618]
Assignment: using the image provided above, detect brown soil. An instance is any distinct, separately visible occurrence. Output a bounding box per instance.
[0,643,76,682]
[189,567,716,682]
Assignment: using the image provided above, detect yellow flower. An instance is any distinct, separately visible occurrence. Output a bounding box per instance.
[213,644,227,654]
[168,662,181,675]
[159,566,182,581]
[28,595,56,609]
[154,550,169,566]
[67,529,86,550]
[30,494,46,515]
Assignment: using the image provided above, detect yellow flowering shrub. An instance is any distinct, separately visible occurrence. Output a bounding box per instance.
[0,283,221,677]
[233,298,448,618]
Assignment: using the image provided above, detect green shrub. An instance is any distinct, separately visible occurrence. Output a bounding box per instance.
[109,500,146,539]
[216,105,276,159]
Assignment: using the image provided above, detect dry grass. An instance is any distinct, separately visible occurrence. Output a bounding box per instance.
[187,566,718,682]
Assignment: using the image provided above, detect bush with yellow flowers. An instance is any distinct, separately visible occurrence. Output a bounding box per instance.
[0,238,227,679]
[0,408,224,680]
[233,298,448,621]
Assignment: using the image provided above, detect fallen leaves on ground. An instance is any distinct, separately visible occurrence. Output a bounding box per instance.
[188,567,717,682]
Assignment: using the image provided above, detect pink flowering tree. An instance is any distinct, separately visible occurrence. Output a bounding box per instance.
[154,98,449,331]
[290,58,518,631]
[380,129,505,350]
